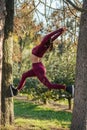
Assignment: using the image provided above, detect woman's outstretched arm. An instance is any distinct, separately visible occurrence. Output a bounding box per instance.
[41,27,67,43]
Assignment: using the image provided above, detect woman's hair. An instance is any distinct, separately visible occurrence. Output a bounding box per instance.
[46,38,53,51]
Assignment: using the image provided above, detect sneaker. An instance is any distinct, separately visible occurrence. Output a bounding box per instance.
[66,85,74,97]
[9,84,18,96]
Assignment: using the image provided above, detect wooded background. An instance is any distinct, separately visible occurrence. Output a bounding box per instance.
[0,0,87,130]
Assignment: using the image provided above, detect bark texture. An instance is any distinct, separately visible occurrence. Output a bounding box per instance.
[1,0,14,125]
[0,0,6,125]
[71,1,87,130]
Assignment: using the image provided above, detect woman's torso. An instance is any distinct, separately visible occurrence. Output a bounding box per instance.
[30,54,42,63]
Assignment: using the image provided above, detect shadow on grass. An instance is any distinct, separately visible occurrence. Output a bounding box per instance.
[14,100,72,122]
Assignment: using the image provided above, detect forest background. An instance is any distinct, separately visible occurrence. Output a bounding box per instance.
[13,0,80,102]
[1,1,85,130]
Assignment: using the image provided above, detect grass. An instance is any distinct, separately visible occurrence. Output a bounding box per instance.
[14,99,72,130]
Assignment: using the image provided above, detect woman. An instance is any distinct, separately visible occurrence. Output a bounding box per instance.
[10,27,74,97]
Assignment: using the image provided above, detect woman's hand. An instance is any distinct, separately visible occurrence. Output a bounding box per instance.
[62,27,68,32]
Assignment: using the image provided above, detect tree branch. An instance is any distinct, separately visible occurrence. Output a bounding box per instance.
[39,0,63,11]
[65,0,86,12]
[64,0,80,18]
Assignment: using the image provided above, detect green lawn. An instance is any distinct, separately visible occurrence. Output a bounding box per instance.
[14,99,72,130]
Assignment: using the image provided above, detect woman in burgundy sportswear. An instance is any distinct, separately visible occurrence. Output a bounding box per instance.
[10,27,74,97]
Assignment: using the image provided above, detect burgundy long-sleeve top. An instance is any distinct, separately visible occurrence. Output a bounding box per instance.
[32,28,64,58]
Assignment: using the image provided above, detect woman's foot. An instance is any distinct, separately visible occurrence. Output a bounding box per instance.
[66,85,75,97]
[10,84,18,96]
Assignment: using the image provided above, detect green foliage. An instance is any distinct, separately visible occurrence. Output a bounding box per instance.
[13,0,77,104]
[13,40,76,104]
[45,42,76,86]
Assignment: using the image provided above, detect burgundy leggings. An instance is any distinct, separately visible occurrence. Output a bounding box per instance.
[17,62,65,90]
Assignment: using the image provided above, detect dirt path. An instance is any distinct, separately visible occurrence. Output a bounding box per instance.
[14,95,72,112]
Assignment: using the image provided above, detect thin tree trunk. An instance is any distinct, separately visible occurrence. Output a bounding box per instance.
[0,0,6,125]
[71,1,87,130]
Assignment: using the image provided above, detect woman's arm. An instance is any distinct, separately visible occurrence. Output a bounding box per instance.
[41,27,67,43]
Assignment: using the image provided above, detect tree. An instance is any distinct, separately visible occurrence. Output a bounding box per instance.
[70,1,87,130]
[0,0,6,125]
[1,0,14,125]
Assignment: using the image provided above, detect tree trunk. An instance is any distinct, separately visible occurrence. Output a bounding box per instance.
[71,1,87,130]
[0,0,6,125]
[1,0,14,125]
